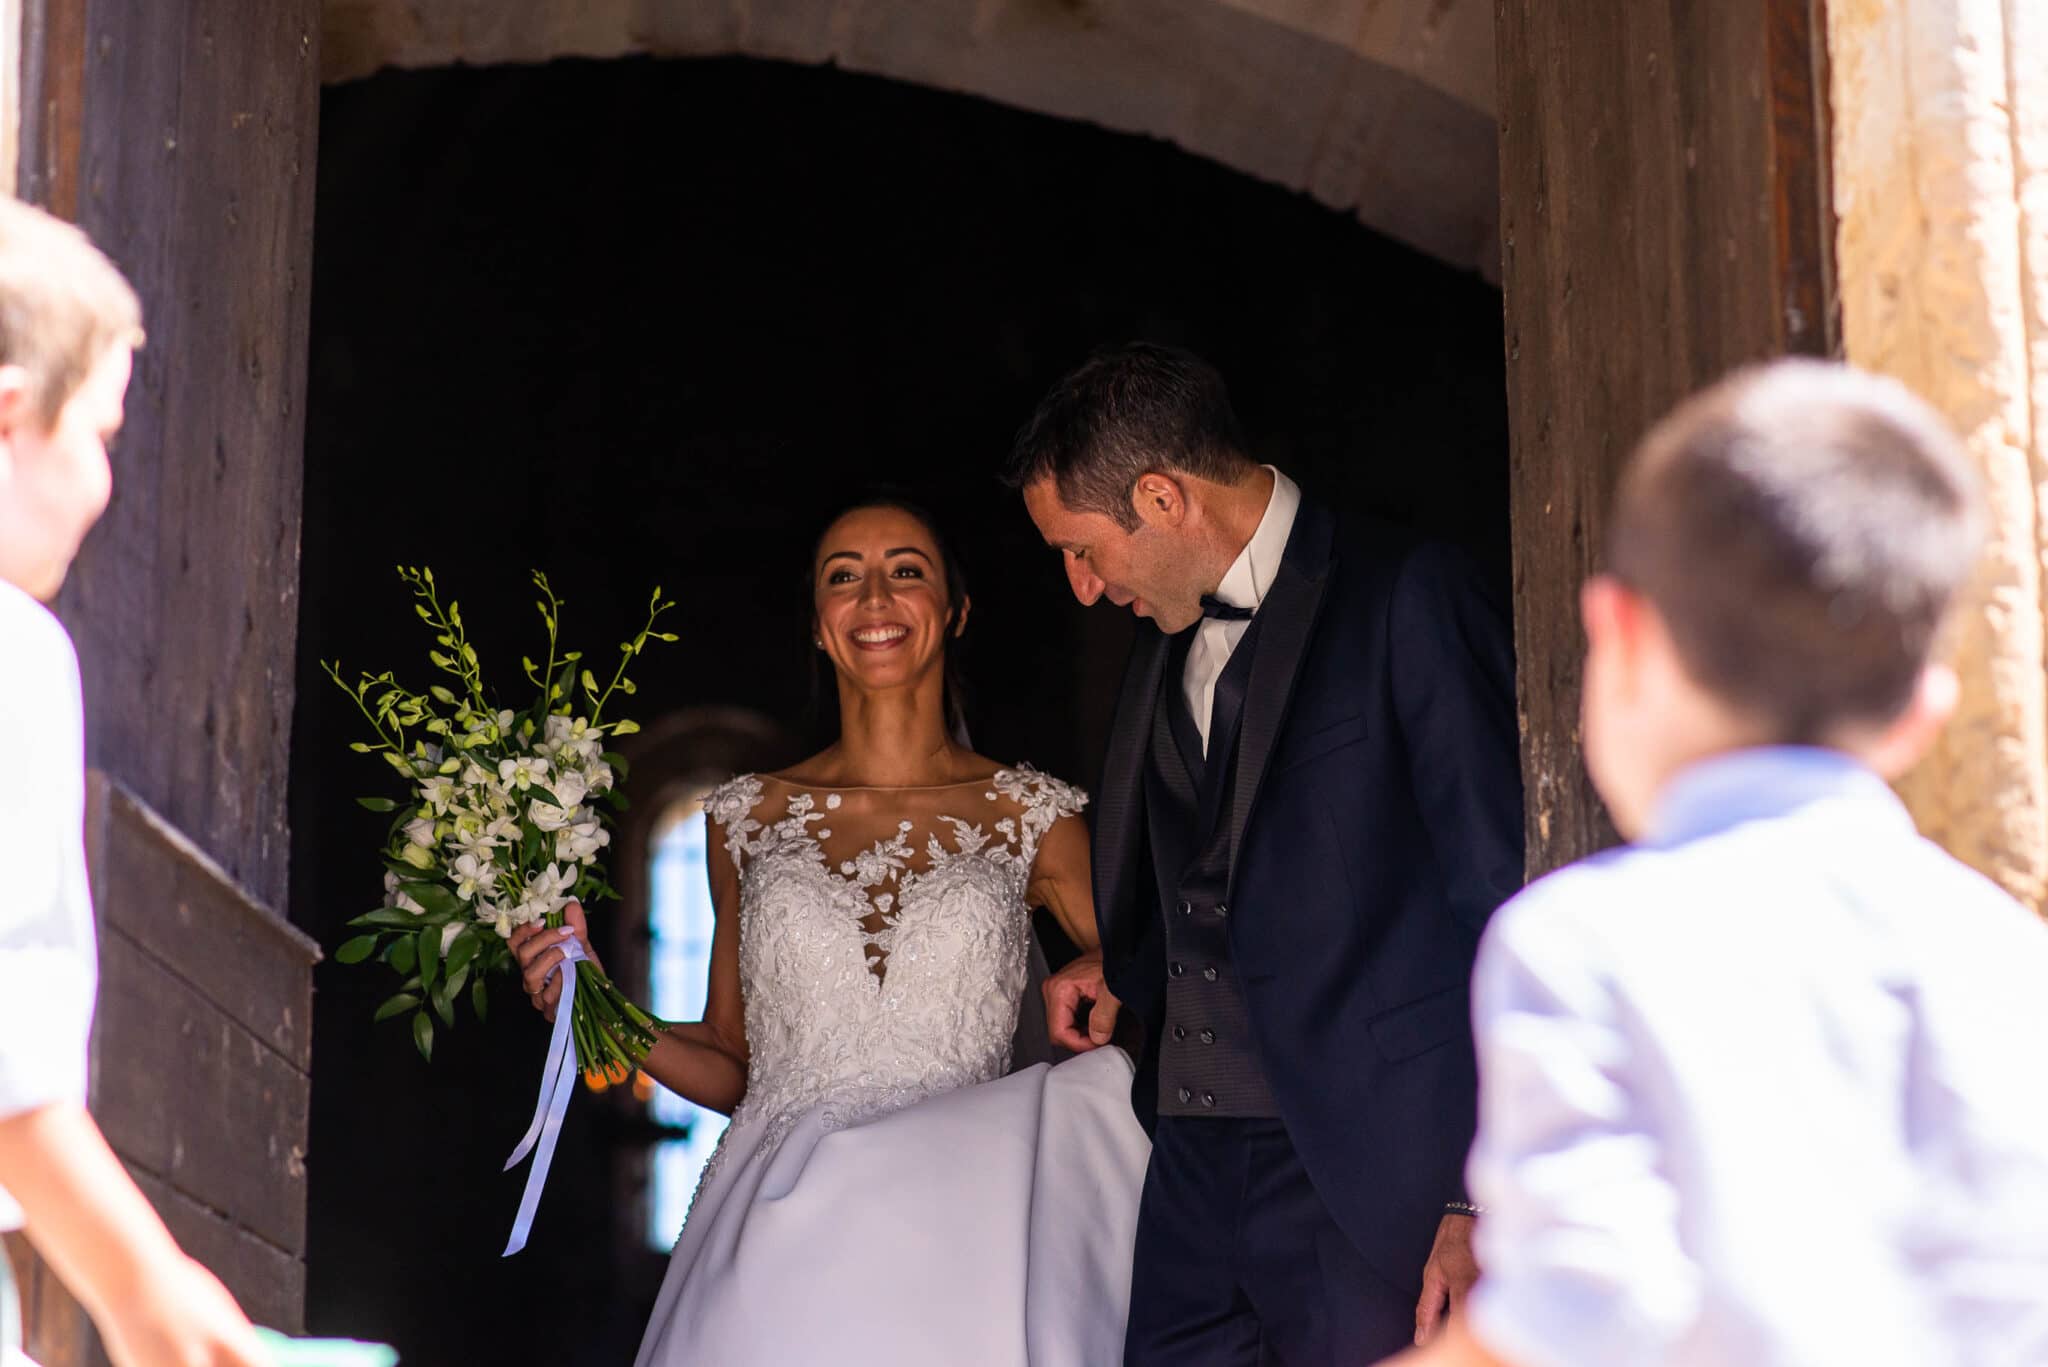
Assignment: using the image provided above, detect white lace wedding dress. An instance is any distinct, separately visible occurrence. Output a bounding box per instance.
[633,767,1151,1366]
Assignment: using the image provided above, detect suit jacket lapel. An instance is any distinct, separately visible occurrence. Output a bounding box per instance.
[1225,500,1336,887]
[1094,626,1168,954]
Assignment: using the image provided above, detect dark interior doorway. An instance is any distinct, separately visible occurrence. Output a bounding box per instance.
[289,53,1507,1364]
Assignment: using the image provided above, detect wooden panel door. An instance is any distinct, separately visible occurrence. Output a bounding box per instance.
[12,1,322,1359]
[1498,0,1836,874]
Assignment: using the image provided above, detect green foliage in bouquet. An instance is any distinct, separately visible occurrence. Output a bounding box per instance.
[325,568,675,1088]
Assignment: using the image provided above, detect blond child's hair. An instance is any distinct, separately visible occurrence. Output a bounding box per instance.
[0,196,143,425]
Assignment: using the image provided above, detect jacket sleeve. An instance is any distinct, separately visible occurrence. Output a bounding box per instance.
[1386,541,1525,1207]
[1387,541,1526,937]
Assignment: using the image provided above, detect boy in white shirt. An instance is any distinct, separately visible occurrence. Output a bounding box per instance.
[0,195,266,1367]
[1388,360,2048,1366]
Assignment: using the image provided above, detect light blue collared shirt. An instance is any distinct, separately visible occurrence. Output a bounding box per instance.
[1466,747,2048,1367]
[0,580,97,1232]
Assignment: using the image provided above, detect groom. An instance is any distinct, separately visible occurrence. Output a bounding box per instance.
[1007,344,1524,1364]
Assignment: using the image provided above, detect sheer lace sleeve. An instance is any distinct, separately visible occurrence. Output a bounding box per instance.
[993,765,1088,870]
[702,774,766,872]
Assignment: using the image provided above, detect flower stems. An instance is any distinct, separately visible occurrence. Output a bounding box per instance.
[562,958,669,1091]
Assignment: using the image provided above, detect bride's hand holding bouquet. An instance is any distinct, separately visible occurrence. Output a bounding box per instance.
[323,567,679,1252]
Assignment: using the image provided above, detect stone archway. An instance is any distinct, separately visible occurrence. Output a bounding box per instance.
[319,0,1503,281]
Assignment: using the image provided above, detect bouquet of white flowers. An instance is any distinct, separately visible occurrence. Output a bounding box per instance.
[327,567,673,1092]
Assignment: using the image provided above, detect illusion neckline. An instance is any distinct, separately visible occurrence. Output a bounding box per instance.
[754,771,1008,794]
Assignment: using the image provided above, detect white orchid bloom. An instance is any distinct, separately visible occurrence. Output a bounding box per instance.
[452,852,494,902]
[382,872,428,916]
[581,759,616,794]
[449,810,517,858]
[499,754,550,791]
[464,708,516,741]
[545,715,604,766]
[545,714,598,746]
[522,863,576,921]
[418,776,457,814]
[403,816,439,849]
[556,818,610,865]
[439,922,465,957]
[481,899,515,939]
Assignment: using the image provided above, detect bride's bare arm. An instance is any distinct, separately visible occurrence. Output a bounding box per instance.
[638,819,749,1113]
[1028,813,1124,1051]
[1027,812,1099,954]
[510,817,750,1114]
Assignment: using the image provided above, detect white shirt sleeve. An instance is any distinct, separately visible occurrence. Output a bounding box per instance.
[1464,879,1702,1367]
[0,586,97,1130]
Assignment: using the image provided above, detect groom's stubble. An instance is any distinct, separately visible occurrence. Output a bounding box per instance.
[1022,474,1220,634]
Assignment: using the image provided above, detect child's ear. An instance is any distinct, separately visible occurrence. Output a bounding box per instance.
[0,365,32,463]
[1580,575,1633,652]
[1864,663,1960,780]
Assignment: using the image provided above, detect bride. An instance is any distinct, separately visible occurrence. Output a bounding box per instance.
[511,497,1150,1364]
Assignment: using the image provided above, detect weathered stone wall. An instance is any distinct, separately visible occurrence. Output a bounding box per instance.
[318,0,1502,279]
[1831,0,2048,912]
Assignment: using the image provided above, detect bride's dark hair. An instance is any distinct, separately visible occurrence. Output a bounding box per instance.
[807,493,974,745]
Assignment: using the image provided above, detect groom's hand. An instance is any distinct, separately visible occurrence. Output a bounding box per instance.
[1413,1213,1480,1345]
[1043,951,1120,1052]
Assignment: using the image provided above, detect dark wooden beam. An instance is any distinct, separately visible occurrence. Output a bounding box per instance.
[7,3,323,1359]
[1497,0,1836,876]
[15,0,85,215]
[31,0,322,911]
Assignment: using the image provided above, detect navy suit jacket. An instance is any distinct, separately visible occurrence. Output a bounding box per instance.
[1091,496,1524,1293]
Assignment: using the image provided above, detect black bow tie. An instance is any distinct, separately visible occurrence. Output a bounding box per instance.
[1199,595,1255,622]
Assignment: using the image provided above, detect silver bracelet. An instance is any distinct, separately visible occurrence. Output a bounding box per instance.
[1444,1200,1485,1218]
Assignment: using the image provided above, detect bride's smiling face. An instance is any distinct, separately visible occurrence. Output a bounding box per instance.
[812,505,967,695]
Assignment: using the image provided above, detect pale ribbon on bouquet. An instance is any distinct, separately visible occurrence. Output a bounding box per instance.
[502,938,585,1256]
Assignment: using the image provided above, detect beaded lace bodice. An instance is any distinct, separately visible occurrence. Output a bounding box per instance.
[698,766,1086,1162]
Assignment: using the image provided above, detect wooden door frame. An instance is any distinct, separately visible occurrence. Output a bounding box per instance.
[6,3,325,1359]
[1497,0,1839,875]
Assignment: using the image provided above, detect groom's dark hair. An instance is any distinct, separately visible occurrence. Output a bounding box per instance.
[1002,342,1256,529]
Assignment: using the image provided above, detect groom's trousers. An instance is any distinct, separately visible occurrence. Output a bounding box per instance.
[1124,1117,1414,1366]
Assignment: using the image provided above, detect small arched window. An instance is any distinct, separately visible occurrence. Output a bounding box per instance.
[640,782,731,1247]
[608,708,796,1257]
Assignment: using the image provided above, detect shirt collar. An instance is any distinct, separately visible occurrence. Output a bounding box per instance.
[0,575,53,621]
[1645,746,1912,847]
[1212,467,1300,613]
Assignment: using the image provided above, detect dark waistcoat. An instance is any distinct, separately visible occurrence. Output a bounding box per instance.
[1144,619,1278,1118]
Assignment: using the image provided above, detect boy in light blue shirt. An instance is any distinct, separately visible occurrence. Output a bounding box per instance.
[1390,360,2048,1367]
[0,195,268,1367]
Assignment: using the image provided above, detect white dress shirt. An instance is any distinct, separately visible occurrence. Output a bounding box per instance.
[0,580,97,1232]
[1466,747,2048,1367]
[1182,467,1299,754]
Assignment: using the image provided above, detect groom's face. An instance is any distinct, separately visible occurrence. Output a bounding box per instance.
[1022,475,1207,632]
